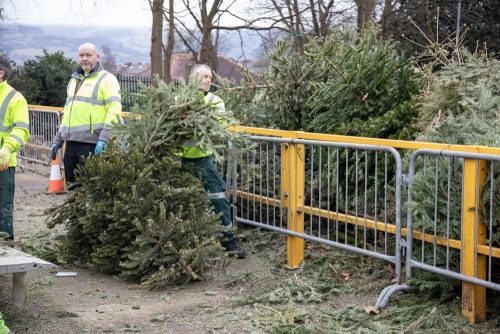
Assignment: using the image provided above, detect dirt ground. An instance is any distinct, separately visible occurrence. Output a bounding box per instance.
[0,161,373,334]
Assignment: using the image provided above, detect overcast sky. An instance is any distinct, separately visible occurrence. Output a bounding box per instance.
[5,0,152,27]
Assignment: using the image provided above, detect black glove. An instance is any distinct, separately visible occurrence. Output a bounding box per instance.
[50,143,62,161]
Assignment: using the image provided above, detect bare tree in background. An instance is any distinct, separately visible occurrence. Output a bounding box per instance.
[164,0,227,72]
[149,0,164,82]
[240,0,357,55]
[101,44,117,73]
[379,0,396,35]
[354,0,375,35]
[159,0,357,73]
[162,0,174,82]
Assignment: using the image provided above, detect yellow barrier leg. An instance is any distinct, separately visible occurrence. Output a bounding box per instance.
[282,138,304,269]
[462,159,486,323]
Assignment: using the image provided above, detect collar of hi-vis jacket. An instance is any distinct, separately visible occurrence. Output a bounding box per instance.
[71,61,103,80]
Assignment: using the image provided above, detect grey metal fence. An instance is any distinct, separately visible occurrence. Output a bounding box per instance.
[407,149,500,291]
[17,108,61,166]
[225,136,405,300]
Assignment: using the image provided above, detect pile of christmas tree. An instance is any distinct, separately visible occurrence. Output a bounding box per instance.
[46,78,253,289]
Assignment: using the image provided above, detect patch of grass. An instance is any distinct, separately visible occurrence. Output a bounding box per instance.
[224,270,253,287]
[55,310,79,318]
[234,229,500,333]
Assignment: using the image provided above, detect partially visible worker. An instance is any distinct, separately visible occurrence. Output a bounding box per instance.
[50,43,121,189]
[0,55,30,241]
[178,64,246,258]
[0,311,12,334]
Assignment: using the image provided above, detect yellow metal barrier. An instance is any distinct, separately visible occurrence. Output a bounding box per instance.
[462,159,487,323]
[282,131,304,269]
[229,125,500,324]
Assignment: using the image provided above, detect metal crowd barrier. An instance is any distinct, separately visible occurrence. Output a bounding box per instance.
[229,136,403,278]
[18,106,129,168]
[226,126,500,324]
[17,106,63,166]
[406,149,500,323]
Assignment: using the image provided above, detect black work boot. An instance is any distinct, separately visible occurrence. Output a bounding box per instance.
[222,239,246,259]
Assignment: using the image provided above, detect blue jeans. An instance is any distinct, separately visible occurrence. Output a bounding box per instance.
[0,167,15,240]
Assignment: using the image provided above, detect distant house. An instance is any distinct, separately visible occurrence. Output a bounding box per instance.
[118,62,151,77]
[121,53,260,84]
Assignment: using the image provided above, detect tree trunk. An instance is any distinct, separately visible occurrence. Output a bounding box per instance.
[197,0,220,73]
[292,0,304,54]
[355,0,375,36]
[380,0,395,38]
[163,0,175,83]
[150,0,164,84]
[199,29,216,73]
[309,0,320,37]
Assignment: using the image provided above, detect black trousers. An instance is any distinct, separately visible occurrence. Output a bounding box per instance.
[0,167,15,240]
[63,141,96,186]
[181,156,234,241]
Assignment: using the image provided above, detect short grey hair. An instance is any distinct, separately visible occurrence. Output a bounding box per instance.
[0,56,12,80]
[190,64,211,76]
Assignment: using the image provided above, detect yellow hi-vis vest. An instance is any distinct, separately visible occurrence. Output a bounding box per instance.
[177,92,226,159]
[0,80,29,167]
[54,65,121,145]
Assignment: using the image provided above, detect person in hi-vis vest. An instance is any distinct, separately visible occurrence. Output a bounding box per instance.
[0,55,30,242]
[177,64,246,258]
[50,43,121,190]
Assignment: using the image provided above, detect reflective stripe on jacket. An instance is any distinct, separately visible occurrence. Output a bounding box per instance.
[54,62,121,145]
[178,92,226,159]
[0,80,29,167]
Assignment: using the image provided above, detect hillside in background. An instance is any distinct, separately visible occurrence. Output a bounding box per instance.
[1,24,263,67]
[2,24,151,65]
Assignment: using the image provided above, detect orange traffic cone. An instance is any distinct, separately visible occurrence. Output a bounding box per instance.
[45,157,67,194]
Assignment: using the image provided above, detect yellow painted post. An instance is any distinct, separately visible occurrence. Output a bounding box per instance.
[462,158,487,323]
[282,133,304,269]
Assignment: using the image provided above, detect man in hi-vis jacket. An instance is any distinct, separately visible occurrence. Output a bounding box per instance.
[50,43,121,189]
[0,55,30,242]
[177,64,246,259]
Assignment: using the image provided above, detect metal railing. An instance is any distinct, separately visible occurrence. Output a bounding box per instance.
[19,106,131,167]
[406,149,500,323]
[17,106,63,166]
[226,126,500,324]
[228,136,403,278]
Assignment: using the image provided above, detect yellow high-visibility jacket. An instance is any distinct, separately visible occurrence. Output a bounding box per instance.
[0,80,30,167]
[177,91,226,159]
[54,63,121,145]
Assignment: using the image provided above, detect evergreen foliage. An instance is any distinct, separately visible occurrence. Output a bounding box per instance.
[408,50,500,290]
[305,27,421,137]
[248,25,421,138]
[222,25,422,139]
[46,77,256,288]
[9,49,76,107]
[219,25,423,230]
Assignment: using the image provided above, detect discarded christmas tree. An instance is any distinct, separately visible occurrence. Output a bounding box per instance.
[46,77,255,289]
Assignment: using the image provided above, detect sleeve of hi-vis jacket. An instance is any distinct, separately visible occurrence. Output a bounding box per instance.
[98,73,122,142]
[3,92,29,152]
